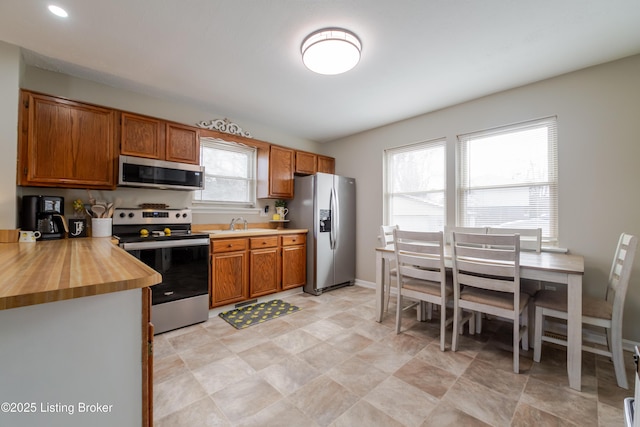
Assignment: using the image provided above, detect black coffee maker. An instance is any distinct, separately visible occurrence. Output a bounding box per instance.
[21,196,67,240]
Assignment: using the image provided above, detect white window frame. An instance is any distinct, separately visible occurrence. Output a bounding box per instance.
[456,116,558,244]
[384,138,447,232]
[193,137,257,210]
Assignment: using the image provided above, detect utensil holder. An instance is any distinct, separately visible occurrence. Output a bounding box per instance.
[91,218,112,238]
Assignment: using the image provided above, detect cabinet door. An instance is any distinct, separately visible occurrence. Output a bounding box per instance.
[268,146,294,198]
[295,151,317,175]
[317,155,335,174]
[210,251,248,307]
[281,234,306,290]
[249,247,280,297]
[282,244,306,290]
[121,113,163,159]
[18,91,116,189]
[166,123,200,165]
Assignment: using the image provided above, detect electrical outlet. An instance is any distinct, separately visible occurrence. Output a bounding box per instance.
[260,205,269,217]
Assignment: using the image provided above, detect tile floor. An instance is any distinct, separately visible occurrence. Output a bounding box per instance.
[153,285,634,426]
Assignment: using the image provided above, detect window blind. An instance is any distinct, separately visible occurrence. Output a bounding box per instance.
[194,137,257,206]
[384,139,446,231]
[457,117,558,243]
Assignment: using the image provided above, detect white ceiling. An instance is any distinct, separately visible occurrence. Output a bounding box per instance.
[1,1,639,143]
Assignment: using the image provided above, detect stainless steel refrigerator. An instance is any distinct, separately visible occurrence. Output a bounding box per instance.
[288,173,356,295]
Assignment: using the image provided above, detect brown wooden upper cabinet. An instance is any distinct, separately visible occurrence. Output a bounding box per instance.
[258,145,295,199]
[165,123,200,164]
[317,155,335,174]
[120,113,163,160]
[121,112,200,165]
[295,151,317,175]
[295,151,335,176]
[17,90,117,189]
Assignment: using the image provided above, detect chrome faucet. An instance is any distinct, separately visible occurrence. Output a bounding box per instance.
[229,217,248,231]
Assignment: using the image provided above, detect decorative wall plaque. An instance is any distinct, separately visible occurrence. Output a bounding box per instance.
[68,218,88,238]
[197,118,252,138]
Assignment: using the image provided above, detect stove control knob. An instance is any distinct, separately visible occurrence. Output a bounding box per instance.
[128,212,135,218]
[182,213,188,218]
[175,213,180,218]
[119,212,126,218]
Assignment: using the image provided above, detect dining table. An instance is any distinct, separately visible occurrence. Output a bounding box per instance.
[375,244,585,391]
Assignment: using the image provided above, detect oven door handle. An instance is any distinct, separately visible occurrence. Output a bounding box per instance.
[121,238,210,251]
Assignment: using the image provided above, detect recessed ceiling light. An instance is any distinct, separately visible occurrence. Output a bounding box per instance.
[301,28,361,75]
[48,5,68,18]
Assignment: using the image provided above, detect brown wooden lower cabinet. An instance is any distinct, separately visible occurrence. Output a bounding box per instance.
[210,233,307,308]
[210,238,249,308]
[249,236,280,298]
[282,234,307,290]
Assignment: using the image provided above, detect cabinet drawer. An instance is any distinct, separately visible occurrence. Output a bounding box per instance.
[250,236,279,249]
[211,238,248,253]
[281,234,306,246]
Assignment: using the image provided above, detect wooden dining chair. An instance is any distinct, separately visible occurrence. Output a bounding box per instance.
[393,229,452,351]
[451,232,529,373]
[487,227,542,253]
[444,226,487,246]
[379,225,399,313]
[486,227,543,337]
[533,233,638,388]
[444,226,488,332]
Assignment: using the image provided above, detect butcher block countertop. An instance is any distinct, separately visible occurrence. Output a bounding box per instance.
[0,238,162,310]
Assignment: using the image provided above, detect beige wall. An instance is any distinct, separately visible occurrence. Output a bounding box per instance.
[0,42,21,228]
[325,54,640,342]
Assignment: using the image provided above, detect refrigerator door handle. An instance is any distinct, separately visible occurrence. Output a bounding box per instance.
[330,186,338,250]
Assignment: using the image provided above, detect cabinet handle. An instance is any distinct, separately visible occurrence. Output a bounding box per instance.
[228,244,232,248]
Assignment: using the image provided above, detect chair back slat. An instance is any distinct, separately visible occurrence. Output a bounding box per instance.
[455,258,517,278]
[487,227,542,252]
[454,245,518,262]
[398,265,443,283]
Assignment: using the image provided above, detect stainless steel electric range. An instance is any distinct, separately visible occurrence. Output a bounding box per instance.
[112,207,209,334]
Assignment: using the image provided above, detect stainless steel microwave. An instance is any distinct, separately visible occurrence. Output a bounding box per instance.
[118,155,205,191]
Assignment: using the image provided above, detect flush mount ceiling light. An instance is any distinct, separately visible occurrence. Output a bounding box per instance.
[301,28,361,75]
[48,5,68,18]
